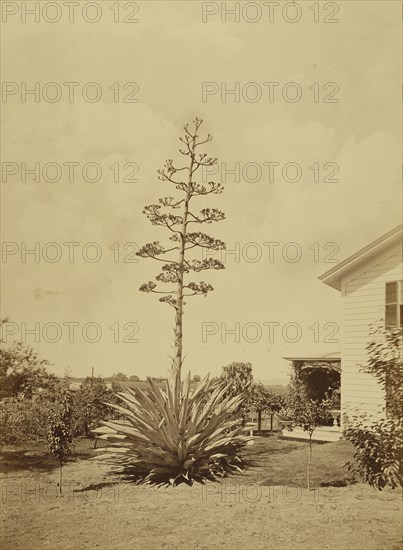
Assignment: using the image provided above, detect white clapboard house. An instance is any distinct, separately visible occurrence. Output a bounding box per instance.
[319,224,402,429]
[282,224,402,442]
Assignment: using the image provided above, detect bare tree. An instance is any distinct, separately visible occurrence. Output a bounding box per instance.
[136,118,225,389]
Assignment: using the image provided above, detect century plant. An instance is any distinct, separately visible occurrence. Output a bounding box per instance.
[95,120,252,485]
[136,117,225,388]
[94,373,251,486]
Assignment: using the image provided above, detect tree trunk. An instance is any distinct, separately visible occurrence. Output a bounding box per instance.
[307,435,313,491]
[58,462,62,496]
[270,413,273,432]
[257,410,262,433]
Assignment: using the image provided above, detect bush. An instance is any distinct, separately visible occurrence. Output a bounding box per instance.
[0,340,55,399]
[47,387,74,495]
[72,377,116,436]
[279,392,335,490]
[0,399,25,449]
[0,396,52,449]
[344,326,403,490]
[364,326,402,419]
[345,415,402,490]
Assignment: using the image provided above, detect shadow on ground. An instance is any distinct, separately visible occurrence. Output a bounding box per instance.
[320,479,358,487]
[73,481,117,493]
[0,450,58,474]
[0,441,96,475]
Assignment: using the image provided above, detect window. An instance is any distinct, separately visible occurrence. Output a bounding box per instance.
[385,281,403,328]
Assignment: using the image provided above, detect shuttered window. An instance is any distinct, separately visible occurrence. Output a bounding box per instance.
[384,281,402,417]
[401,282,403,327]
[385,281,403,328]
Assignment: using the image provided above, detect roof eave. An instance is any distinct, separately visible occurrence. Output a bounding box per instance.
[318,224,403,292]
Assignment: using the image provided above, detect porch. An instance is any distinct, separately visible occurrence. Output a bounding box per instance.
[280,353,342,442]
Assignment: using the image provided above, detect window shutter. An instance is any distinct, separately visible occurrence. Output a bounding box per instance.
[385,282,398,328]
[400,281,403,327]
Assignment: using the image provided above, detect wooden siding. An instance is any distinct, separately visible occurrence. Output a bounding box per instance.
[341,243,402,420]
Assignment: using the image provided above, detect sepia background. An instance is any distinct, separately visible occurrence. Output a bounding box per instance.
[1,0,401,381]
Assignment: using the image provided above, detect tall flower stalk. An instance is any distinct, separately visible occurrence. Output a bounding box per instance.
[137,118,225,388]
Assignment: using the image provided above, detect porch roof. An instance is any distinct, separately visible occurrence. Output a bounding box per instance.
[283,352,341,372]
[283,352,340,362]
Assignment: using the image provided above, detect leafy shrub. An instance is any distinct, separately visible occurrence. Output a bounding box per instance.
[220,362,253,399]
[279,391,333,426]
[279,392,334,489]
[0,340,55,399]
[344,326,403,490]
[47,387,74,494]
[364,326,402,419]
[0,334,58,449]
[23,398,52,440]
[0,396,52,449]
[345,415,402,490]
[72,377,116,436]
[94,373,251,486]
[0,398,25,450]
[245,383,284,431]
[220,362,253,423]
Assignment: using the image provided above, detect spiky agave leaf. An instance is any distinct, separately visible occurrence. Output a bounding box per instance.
[93,372,252,485]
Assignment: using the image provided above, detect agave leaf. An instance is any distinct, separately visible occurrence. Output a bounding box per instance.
[93,426,117,434]
[207,453,227,460]
[127,386,166,419]
[95,447,130,454]
[105,402,139,420]
[188,419,240,450]
[161,400,180,440]
[100,421,152,441]
[116,391,140,407]
[165,377,178,419]
[179,373,192,433]
[117,391,158,418]
[192,412,231,443]
[112,402,163,436]
[157,426,177,452]
[98,434,128,441]
[117,397,162,431]
[99,420,169,450]
[147,377,168,410]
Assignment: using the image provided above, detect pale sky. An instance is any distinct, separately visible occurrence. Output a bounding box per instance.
[1,1,401,382]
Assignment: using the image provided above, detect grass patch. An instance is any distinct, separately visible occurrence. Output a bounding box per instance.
[240,435,358,488]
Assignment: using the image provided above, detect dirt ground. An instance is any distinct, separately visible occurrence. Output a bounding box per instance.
[1,437,402,550]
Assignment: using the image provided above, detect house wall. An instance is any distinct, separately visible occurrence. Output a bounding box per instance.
[340,241,402,424]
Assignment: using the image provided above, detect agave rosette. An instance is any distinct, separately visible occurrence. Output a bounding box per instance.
[93,372,252,485]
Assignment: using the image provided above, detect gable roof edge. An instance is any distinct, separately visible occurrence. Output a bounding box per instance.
[318,224,403,291]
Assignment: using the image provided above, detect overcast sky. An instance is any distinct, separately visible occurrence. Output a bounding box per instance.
[2,1,401,382]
